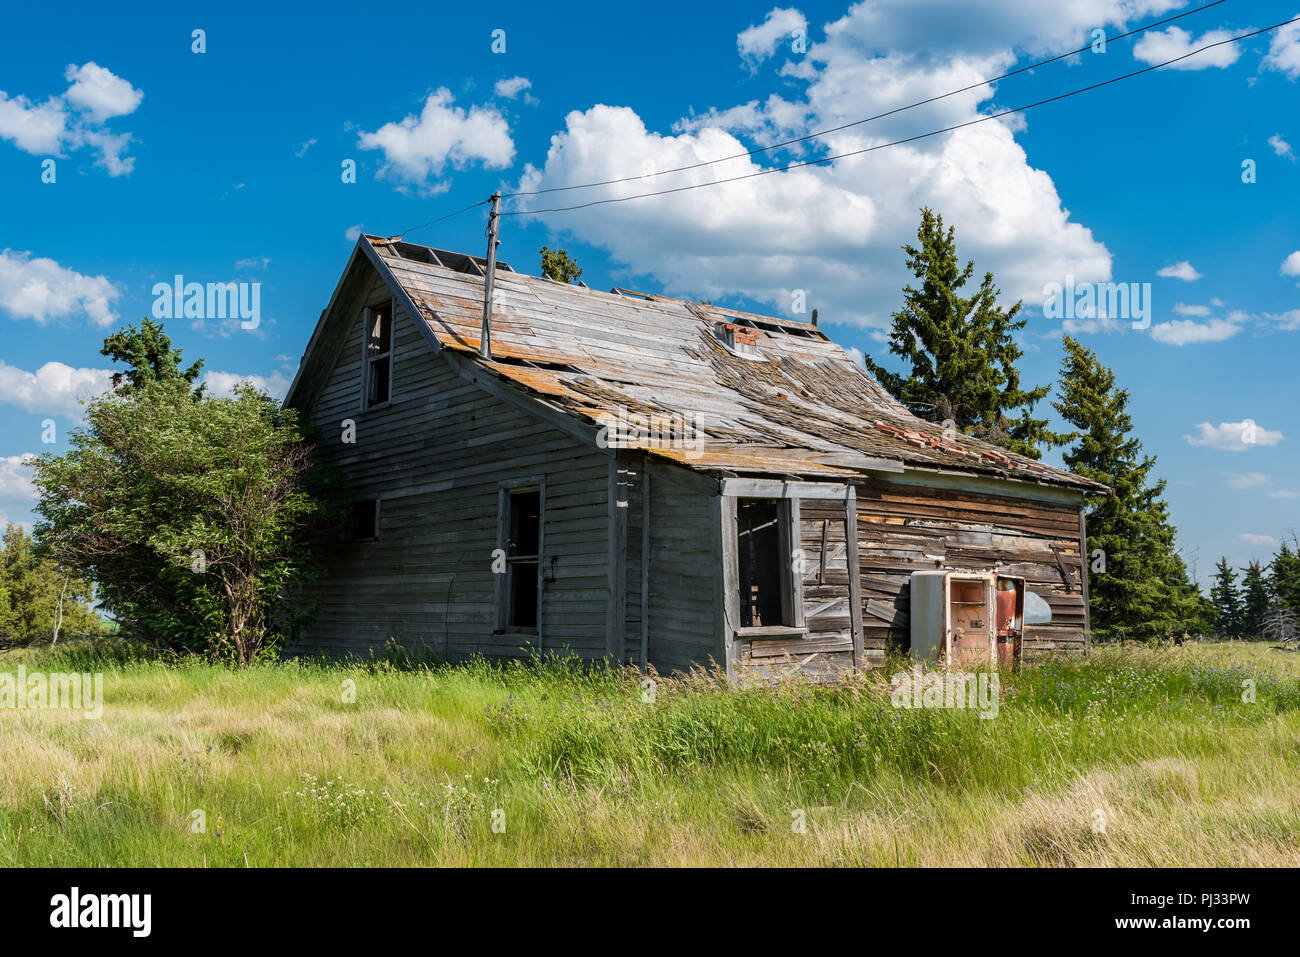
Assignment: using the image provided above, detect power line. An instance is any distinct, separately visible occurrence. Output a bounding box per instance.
[397,198,492,237]
[502,16,1298,218]
[502,0,1231,200]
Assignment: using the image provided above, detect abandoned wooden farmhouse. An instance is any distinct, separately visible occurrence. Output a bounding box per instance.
[283,233,1109,676]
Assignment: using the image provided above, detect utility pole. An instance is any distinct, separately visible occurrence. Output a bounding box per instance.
[479,191,501,359]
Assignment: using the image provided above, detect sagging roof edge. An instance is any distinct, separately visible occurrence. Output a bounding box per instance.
[288,235,1105,503]
[447,352,1095,504]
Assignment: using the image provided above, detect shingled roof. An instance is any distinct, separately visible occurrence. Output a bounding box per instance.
[294,234,1109,495]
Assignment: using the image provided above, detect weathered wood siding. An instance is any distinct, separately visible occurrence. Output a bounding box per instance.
[289,265,611,660]
[641,460,724,673]
[733,497,858,678]
[854,477,1088,660]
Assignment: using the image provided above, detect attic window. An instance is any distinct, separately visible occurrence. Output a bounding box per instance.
[364,301,393,407]
[714,320,764,360]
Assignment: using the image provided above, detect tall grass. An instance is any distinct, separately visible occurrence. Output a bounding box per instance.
[0,640,1297,866]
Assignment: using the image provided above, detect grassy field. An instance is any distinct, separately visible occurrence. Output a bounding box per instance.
[1,640,1298,866]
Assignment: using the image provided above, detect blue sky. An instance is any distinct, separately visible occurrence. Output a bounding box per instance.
[1,0,1297,588]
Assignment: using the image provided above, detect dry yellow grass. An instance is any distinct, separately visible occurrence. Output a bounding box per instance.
[0,640,1297,866]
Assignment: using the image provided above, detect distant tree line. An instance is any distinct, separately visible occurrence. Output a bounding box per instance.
[0,523,101,645]
[1209,540,1300,642]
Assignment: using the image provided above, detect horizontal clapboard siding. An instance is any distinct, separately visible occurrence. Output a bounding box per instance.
[290,266,611,660]
[643,460,724,673]
[853,477,1088,659]
[736,497,856,679]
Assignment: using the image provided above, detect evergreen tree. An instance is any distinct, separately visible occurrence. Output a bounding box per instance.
[864,208,1070,459]
[1053,336,1203,640]
[101,317,205,395]
[1209,558,1242,639]
[1270,536,1300,615]
[1240,560,1271,639]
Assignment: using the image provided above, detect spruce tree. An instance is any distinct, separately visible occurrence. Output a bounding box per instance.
[864,208,1069,460]
[1270,537,1300,615]
[1052,336,1203,640]
[1240,561,1270,639]
[101,318,205,394]
[1210,558,1242,639]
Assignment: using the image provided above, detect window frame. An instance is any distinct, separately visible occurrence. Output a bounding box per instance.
[348,496,380,541]
[495,478,546,637]
[721,486,809,639]
[361,298,395,410]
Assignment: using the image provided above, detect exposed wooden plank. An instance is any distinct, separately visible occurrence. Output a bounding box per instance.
[606,452,628,662]
[865,599,909,626]
[846,486,865,668]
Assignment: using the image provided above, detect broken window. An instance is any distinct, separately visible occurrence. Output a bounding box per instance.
[364,301,393,407]
[349,498,378,540]
[504,489,541,630]
[736,498,793,627]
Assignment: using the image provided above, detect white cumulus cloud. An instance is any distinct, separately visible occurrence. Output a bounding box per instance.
[1157,260,1202,281]
[1263,18,1300,79]
[509,2,1118,330]
[358,89,514,191]
[1241,533,1280,547]
[1184,421,1284,451]
[0,62,142,175]
[63,62,143,122]
[0,359,112,419]
[0,250,120,326]
[0,92,67,154]
[1149,317,1241,345]
[494,76,533,99]
[738,7,809,66]
[0,454,38,500]
[204,370,293,401]
[1270,133,1295,160]
[1281,250,1300,276]
[1132,26,1244,70]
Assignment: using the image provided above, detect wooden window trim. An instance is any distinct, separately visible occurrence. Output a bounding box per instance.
[495,478,546,640]
[361,299,396,411]
[727,494,804,636]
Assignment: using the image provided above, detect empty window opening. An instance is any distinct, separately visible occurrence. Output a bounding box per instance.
[505,489,541,630]
[365,301,393,407]
[350,498,378,540]
[736,498,788,627]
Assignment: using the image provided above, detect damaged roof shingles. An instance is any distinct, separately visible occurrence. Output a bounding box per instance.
[373,240,1107,493]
